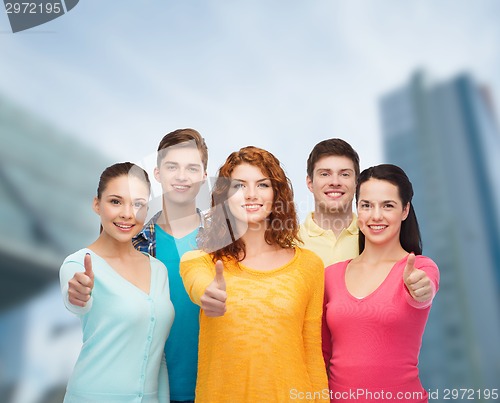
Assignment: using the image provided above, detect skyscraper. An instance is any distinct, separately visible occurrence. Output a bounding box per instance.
[379,71,500,392]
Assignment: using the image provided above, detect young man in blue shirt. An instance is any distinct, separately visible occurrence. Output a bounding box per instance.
[133,128,208,403]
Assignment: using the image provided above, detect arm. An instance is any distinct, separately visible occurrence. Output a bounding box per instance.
[321,289,332,377]
[303,257,329,400]
[157,352,169,402]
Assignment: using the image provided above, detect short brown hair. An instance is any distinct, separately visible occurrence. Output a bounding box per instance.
[156,128,208,170]
[306,138,360,180]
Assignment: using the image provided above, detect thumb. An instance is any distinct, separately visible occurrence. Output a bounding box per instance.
[84,253,94,281]
[403,252,416,283]
[214,260,226,291]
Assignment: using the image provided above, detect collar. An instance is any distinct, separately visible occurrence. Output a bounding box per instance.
[303,211,358,236]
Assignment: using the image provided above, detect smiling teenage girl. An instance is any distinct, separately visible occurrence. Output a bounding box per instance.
[180,146,328,402]
[322,164,439,402]
[60,162,174,403]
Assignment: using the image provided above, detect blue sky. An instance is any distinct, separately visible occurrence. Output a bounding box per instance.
[2,0,500,218]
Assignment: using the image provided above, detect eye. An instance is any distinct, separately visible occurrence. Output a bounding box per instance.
[188,166,200,173]
[319,172,329,177]
[359,202,370,209]
[384,203,395,209]
[165,164,177,171]
[134,202,146,209]
[258,182,270,188]
[232,183,244,189]
[110,199,121,205]
[341,172,351,178]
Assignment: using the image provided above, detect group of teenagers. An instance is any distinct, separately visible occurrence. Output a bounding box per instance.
[59,128,440,403]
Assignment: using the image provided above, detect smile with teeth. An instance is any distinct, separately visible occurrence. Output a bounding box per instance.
[172,184,190,190]
[369,225,387,231]
[243,204,262,211]
[325,191,343,198]
[114,223,134,230]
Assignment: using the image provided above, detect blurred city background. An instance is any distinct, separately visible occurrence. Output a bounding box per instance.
[1,1,499,402]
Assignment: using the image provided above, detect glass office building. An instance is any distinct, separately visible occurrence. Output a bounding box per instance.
[379,71,500,394]
[0,93,111,403]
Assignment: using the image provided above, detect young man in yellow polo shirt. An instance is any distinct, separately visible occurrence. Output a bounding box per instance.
[298,138,360,267]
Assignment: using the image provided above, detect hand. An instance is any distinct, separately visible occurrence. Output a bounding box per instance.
[403,253,433,303]
[68,253,94,307]
[200,260,227,317]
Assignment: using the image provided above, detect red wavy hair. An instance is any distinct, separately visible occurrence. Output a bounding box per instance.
[199,146,299,262]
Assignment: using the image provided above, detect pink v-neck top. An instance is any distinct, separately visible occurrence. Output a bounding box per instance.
[322,255,439,402]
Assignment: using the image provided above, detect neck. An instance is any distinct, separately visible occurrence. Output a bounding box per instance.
[90,234,137,258]
[239,224,277,257]
[159,198,199,237]
[359,238,407,264]
[313,208,353,237]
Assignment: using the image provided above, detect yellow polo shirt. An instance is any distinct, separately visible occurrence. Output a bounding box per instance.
[298,212,359,267]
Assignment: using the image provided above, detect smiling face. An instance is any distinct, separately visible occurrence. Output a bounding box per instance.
[357,178,409,248]
[306,155,356,214]
[227,163,274,231]
[93,175,150,243]
[154,145,207,206]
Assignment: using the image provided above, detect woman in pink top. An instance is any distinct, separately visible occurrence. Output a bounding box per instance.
[322,164,439,403]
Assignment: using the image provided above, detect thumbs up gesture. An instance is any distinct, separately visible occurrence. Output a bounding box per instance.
[200,260,227,317]
[403,253,432,303]
[68,253,95,307]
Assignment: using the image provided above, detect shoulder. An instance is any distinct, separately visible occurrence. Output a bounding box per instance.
[325,259,350,276]
[414,255,438,269]
[61,248,89,266]
[181,249,212,264]
[296,247,323,267]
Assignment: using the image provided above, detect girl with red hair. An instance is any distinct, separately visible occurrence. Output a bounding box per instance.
[181,146,328,402]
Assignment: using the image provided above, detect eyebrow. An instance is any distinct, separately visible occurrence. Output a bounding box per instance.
[316,168,354,173]
[232,177,271,183]
[359,199,399,204]
[106,195,148,201]
[163,161,202,167]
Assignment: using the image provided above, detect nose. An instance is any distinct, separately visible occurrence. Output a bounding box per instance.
[328,173,341,187]
[372,205,383,220]
[175,168,187,181]
[245,185,257,200]
[120,203,134,218]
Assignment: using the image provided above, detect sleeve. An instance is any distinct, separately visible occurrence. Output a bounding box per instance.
[157,352,169,402]
[321,280,332,375]
[404,256,440,309]
[59,257,93,315]
[302,253,329,400]
[180,251,215,306]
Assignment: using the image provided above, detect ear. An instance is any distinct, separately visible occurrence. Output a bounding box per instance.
[306,175,314,193]
[92,197,100,215]
[202,170,208,184]
[154,166,161,183]
[402,202,410,221]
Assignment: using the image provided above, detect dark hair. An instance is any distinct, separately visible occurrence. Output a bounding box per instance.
[97,162,151,199]
[156,128,208,170]
[198,146,299,262]
[355,164,422,255]
[306,138,360,180]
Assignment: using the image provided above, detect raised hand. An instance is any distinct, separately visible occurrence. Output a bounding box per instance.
[68,252,95,307]
[200,260,227,317]
[403,253,433,303]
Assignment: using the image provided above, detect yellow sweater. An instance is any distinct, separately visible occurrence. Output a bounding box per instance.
[180,247,329,403]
